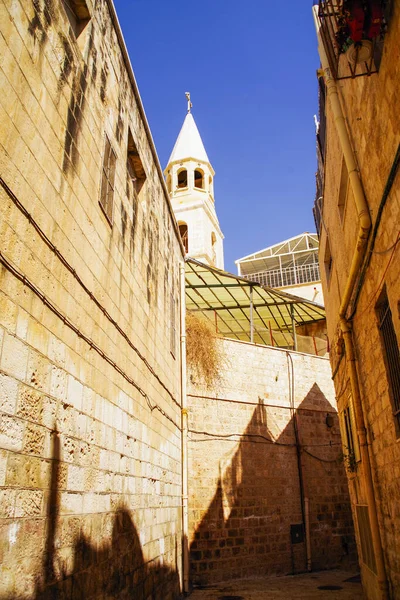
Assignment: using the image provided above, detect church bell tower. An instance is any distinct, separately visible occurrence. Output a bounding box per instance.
[164,93,224,269]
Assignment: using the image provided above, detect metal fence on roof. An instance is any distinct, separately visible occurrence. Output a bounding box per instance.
[242,263,321,289]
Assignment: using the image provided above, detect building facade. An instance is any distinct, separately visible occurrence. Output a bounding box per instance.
[0,0,184,598]
[313,1,400,598]
[164,103,224,270]
[0,0,362,598]
[187,338,356,586]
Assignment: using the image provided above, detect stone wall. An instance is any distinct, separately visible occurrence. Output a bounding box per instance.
[0,1,183,598]
[187,338,356,586]
[317,3,400,598]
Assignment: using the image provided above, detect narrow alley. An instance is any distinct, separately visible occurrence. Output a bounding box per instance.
[0,1,399,599]
[189,570,364,600]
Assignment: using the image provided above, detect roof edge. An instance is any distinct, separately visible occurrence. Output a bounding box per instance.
[235,232,318,263]
[105,0,185,258]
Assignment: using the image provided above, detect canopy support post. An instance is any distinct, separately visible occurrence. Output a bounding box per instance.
[250,286,254,343]
[291,305,298,351]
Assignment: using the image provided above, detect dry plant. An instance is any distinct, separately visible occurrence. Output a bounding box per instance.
[186,311,223,388]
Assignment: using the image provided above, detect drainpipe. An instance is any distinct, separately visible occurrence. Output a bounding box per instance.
[291,305,298,351]
[250,286,254,343]
[304,497,312,572]
[312,7,388,598]
[180,261,189,594]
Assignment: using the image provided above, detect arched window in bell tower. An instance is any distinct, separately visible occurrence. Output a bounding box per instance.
[178,221,189,253]
[194,169,204,189]
[177,169,188,189]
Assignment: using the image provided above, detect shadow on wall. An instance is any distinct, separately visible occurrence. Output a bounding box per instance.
[3,426,181,600]
[189,383,357,586]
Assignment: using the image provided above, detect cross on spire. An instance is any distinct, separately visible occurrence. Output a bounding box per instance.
[185,91,192,113]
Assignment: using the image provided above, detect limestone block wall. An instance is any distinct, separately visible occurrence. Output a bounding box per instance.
[0,1,183,598]
[187,338,356,586]
[317,4,400,597]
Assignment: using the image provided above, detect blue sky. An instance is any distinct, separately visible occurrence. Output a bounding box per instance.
[113,0,320,273]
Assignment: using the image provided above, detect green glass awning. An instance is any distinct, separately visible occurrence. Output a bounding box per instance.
[185,258,326,348]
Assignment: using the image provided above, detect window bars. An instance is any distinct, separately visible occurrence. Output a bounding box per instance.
[317,0,389,80]
[376,293,400,434]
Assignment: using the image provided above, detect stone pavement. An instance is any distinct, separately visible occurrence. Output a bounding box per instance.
[188,570,364,599]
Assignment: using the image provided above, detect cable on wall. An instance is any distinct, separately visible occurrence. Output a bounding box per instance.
[188,430,341,449]
[187,393,338,414]
[0,251,180,431]
[188,429,294,446]
[0,175,180,409]
[303,448,342,463]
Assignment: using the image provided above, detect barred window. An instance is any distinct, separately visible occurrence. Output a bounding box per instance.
[100,136,116,225]
[170,292,177,358]
[341,394,360,463]
[376,288,400,436]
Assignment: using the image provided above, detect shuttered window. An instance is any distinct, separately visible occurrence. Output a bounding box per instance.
[100,136,116,225]
[170,292,176,358]
[340,392,360,466]
[376,289,400,436]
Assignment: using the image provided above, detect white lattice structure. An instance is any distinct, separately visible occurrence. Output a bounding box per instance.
[236,233,323,304]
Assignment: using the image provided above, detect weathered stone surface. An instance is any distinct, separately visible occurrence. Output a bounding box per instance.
[187,339,356,586]
[317,5,400,598]
[0,0,183,597]
[0,372,19,414]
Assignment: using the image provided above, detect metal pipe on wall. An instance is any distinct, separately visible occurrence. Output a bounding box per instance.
[250,286,254,343]
[305,497,312,572]
[291,305,298,351]
[180,261,189,594]
[287,353,308,569]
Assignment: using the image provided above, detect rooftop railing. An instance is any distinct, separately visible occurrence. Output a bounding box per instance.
[243,262,321,289]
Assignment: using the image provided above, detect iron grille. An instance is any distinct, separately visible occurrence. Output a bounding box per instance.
[377,295,400,433]
[318,0,389,80]
[100,136,116,225]
[243,263,321,289]
[356,505,377,574]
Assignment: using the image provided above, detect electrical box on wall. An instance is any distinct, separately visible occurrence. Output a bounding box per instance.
[290,523,305,545]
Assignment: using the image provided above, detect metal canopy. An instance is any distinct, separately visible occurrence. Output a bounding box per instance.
[185,259,326,349]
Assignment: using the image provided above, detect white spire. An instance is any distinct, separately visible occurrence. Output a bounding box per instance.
[167,112,210,166]
[164,96,224,269]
